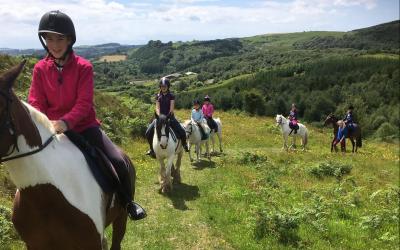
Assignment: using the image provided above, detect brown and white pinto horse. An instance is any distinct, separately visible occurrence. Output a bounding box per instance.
[0,61,133,250]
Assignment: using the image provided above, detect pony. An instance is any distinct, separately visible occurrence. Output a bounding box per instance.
[0,61,134,250]
[275,114,308,151]
[324,113,362,153]
[209,118,223,154]
[153,114,183,193]
[183,120,211,162]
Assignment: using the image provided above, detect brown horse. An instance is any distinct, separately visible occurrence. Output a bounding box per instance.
[0,61,133,250]
[324,113,362,153]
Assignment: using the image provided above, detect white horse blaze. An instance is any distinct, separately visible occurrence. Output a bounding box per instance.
[6,102,105,238]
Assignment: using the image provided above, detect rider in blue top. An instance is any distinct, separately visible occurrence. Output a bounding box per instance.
[333,120,348,152]
[191,99,207,140]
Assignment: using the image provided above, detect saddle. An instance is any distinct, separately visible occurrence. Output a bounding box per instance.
[64,131,120,193]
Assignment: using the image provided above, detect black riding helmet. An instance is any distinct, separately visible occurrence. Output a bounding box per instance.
[193,99,200,105]
[159,77,171,88]
[38,10,76,58]
[204,95,210,102]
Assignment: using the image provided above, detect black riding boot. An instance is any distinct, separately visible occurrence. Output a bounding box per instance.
[145,125,156,158]
[126,201,147,220]
[181,137,189,152]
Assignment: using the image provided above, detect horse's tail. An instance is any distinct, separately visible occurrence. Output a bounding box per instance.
[304,129,308,146]
[356,130,362,148]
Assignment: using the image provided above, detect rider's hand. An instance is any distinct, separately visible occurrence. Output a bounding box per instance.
[52,120,68,134]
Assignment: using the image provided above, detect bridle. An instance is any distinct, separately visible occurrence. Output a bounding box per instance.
[185,121,193,138]
[276,116,284,125]
[0,90,55,163]
[157,117,170,150]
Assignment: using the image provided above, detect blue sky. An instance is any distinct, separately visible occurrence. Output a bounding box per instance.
[0,0,398,49]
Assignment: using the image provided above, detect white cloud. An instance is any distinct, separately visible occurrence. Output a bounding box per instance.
[0,0,393,49]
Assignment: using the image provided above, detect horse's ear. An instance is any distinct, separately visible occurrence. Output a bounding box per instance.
[0,60,26,89]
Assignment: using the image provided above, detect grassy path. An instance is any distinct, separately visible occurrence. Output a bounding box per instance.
[110,110,399,249]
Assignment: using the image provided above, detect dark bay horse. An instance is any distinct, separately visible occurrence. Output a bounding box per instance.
[324,114,362,153]
[0,61,134,250]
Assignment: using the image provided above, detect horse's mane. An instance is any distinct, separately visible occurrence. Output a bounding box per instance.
[22,101,55,133]
[183,120,191,126]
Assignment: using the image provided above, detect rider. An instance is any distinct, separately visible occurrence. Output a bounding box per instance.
[191,99,208,140]
[288,103,299,134]
[343,105,355,132]
[202,95,218,133]
[28,10,146,220]
[145,77,189,158]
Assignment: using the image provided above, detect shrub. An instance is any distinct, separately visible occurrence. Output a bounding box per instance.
[375,122,398,140]
[255,210,301,246]
[308,161,352,180]
[0,205,18,247]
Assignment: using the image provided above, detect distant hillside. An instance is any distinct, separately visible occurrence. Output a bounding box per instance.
[0,43,140,60]
[294,20,399,52]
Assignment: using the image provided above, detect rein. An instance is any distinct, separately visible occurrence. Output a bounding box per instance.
[0,90,56,163]
[1,134,55,163]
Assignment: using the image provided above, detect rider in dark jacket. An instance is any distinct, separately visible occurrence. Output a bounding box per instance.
[343,105,355,131]
[145,77,189,158]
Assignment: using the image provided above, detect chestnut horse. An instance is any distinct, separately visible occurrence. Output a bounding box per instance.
[0,61,134,250]
[324,113,362,153]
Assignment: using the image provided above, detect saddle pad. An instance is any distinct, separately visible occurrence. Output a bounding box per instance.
[64,131,120,193]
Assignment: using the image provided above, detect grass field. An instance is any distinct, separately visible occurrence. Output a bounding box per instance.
[1,110,399,249]
[98,54,127,62]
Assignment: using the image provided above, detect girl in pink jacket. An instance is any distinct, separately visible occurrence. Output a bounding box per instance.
[202,95,218,132]
[28,10,145,220]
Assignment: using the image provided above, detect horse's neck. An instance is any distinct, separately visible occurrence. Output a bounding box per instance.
[22,101,54,141]
[6,104,106,234]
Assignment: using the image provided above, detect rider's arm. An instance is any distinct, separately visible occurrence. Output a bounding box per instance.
[170,99,175,115]
[28,65,49,114]
[59,63,94,130]
[156,100,160,116]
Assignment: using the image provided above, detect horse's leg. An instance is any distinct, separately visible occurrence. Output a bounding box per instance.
[331,138,335,152]
[159,159,167,190]
[206,140,211,161]
[195,143,200,162]
[211,133,216,153]
[110,211,127,250]
[102,236,108,250]
[350,138,355,153]
[163,156,174,193]
[173,151,183,184]
[218,132,223,152]
[283,135,288,151]
[188,142,193,162]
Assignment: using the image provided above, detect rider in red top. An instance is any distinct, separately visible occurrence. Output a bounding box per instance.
[28,10,145,220]
[202,95,218,132]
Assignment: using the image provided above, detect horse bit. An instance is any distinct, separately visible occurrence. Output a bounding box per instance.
[0,90,54,163]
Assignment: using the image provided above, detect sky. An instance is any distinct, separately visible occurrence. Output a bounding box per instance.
[0,0,398,49]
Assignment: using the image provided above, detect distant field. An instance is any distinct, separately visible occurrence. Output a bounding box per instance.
[98,54,127,62]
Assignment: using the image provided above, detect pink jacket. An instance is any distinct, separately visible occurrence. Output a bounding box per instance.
[28,52,100,132]
[202,103,214,118]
